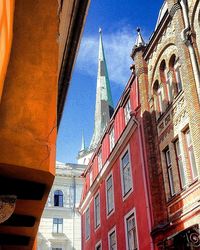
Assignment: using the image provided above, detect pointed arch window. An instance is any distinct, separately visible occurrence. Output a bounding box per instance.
[153,80,164,118]
[159,60,168,107]
[169,54,182,97]
[54,190,63,207]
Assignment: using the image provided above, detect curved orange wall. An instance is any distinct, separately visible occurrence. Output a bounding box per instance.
[0,0,15,101]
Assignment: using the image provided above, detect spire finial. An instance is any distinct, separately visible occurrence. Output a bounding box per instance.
[136,27,140,33]
[99,27,102,34]
[135,27,145,47]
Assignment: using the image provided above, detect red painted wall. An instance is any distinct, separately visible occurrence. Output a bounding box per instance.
[80,76,152,250]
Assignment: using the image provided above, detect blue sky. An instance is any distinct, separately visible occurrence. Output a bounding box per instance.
[57,0,164,163]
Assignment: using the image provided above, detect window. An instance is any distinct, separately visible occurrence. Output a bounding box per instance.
[54,190,63,207]
[158,85,164,113]
[95,241,102,250]
[98,151,102,171]
[125,212,138,250]
[52,218,63,233]
[174,59,182,93]
[89,170,93,187]
[174,139,186,188]
[166,71,174,102]
[169,54,182,96]
[85,207,90,240]
[108,228,117,250]
[106,174,114,215]
[185,129,198,180]
[121,149,133,197]
[109,127,115,151]
[124,99,131,125]
[164,148,175,196]
[94,193,100,228]
[153,80,164,117]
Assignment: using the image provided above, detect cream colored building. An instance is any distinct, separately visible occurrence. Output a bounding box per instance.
[37,162,86,250]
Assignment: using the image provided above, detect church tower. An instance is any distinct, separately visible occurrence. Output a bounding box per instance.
[77,29,114,165]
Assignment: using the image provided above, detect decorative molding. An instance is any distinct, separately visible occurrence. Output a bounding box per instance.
[169,3,181,17]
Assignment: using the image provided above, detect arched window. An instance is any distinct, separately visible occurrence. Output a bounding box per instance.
[159,60,168,108]
[153,80,164,118]
[169,54,182,96]
[54,190,63,207]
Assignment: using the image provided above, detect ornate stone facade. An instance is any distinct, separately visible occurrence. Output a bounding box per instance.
[132,0,200,249]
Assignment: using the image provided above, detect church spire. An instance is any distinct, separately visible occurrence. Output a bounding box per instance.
[90,28,114,150]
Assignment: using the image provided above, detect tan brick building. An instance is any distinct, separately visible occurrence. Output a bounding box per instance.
[132,0,200,249]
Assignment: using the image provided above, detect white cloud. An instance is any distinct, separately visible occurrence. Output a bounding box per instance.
[76,28,136,85]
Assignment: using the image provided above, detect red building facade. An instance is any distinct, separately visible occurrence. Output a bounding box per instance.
[79,75,153,250]
[80,1,200,249]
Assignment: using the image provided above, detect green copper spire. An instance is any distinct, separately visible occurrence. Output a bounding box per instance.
[90,28,114,149]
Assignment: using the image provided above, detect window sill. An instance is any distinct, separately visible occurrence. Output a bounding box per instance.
[94,224,101,232]
[106,208,115,219]
[52,232,64,235]
[122,188,133,202]
[188,177,199,187]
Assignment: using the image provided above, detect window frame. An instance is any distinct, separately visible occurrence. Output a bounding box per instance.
[106,172,115,217]
[108,226,117,250]
[98,150,103,172]
[164,147,176,197]
[174,60,182,94]
[95,240,102,250]
[185,129,198,180]
[174,139,186,189]
[52,218,63,234]
[124,208,139,250]
[89,169,93,187]
[94,192,101,230]
[54,190,63,207]
[120,145,133,200]
[124,98,131,125]
[109,127,115,152]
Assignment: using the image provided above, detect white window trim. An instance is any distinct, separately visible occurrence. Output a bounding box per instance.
[120,144,133,201]
[175,139,187,189]
[165,148,176,196]
[124,98,131,125]
[98,151,103,172]
[105,171,115,218]
[85,206,90,241]
[124,208,139,250]
[185,129,198,180]
[95,240,102,250]
[109,127,115,152]
[89,170,93,187]
[94,191,101,231]
[108,226,117,250]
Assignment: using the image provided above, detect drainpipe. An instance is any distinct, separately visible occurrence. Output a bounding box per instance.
[180,0,200,101]
[132,115,154,250]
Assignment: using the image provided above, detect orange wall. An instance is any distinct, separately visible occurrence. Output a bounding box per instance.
[0,0,15,101]
[0,0,58,177]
